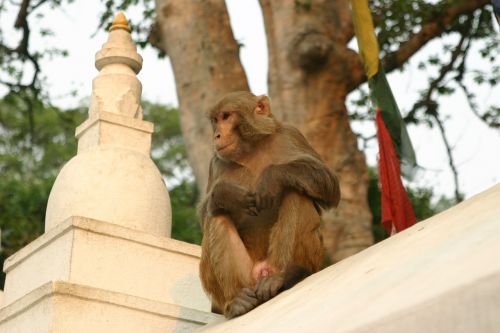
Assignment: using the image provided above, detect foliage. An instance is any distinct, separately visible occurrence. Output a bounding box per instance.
[0,93,85,256]
[350,0,499,126]
[0,94,85,287]
[143,101,191,180]
[169,180,202,245]
[348,1,499,202]
[142,101,201,244]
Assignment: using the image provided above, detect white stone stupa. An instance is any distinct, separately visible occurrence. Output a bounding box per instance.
[45,11,171,237]
[0,12,219,332]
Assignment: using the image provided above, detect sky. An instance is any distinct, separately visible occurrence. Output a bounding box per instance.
[1,0,499,200]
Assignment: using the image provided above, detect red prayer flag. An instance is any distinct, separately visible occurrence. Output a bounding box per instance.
[376,108,416,234]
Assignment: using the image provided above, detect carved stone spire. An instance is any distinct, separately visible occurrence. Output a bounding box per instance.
[45,12,172,237]
[90,11,144,119]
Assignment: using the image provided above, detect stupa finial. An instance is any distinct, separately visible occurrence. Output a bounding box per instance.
[109,11,131,33]
[90,11,144,118]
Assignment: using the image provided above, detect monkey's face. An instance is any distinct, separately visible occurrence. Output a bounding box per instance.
[212,111,244,161]
[208,92,278,162]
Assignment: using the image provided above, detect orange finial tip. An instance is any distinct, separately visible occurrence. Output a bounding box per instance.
[109,11,131,32]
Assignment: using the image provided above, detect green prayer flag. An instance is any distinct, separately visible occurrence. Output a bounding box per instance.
[369,68,417,179]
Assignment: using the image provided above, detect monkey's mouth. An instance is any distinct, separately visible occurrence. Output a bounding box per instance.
[216,142,235,153]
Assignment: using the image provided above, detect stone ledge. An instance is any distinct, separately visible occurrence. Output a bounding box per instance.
[3,216,209,312]
[0,281,221,333]
[75,112,154,155]
[4,216,200,273]
[4,215,74,273]
[75,111,153,137]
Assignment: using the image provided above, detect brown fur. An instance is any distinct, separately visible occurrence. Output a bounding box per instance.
[199,91,340,318]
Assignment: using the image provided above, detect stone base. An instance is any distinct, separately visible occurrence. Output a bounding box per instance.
[3,216,209,312]
[0,281,220,333]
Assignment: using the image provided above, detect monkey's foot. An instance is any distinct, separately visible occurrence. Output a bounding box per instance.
[255,274,284,303]
[225,288,259,319]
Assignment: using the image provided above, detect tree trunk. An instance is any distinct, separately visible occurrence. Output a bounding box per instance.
[260,0,373,261]
[155,0,373,261]
[154,0,249,192]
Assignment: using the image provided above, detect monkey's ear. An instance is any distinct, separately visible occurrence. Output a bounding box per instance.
[255,95,271,116]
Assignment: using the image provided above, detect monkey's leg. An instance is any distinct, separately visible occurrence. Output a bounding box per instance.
[256,192,324,302]
[200,215,258,318]
[200,236,224,314]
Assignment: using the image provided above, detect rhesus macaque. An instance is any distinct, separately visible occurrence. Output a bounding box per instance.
[198,91,340,318]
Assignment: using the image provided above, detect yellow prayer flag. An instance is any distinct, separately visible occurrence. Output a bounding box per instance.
[351,0,379,78]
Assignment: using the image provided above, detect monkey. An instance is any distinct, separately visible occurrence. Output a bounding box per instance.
[198,91,340,318]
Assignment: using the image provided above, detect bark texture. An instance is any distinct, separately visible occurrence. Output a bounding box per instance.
[155,0,373,261]
[259,0,373,261]
[154,0,249,192]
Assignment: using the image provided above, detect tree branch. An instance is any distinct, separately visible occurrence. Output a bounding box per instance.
[31,0,48,11]
[406,29,469,122]
[453,22,500,129]
[456,81,500,128]
[0,0,42,145]
[353,131,376,150]
[2,0,41,91]
[14,0,30,29]
[382,0,489,74]
[406,27,471,203]
[431,112,463,203]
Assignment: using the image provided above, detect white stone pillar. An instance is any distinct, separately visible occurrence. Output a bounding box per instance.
[45,12,171,237]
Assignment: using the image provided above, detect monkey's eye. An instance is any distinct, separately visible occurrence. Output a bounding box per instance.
[222,112,231,120]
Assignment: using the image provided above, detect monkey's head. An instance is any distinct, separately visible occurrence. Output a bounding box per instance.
[207,91,279,161]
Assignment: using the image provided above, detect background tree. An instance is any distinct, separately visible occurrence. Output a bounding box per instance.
[151,0,499,261]
[0,0,498,264]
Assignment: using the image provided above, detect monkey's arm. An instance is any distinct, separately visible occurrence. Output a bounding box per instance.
[198,181,257,229]
[197,159,215,228]
[207,180,258,218]
[255,157,340,211]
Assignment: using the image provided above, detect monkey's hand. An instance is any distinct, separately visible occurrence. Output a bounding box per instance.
[225,288,259,319]
[209,181,258,217]
[254,165,284,211]
[255,274,284,303]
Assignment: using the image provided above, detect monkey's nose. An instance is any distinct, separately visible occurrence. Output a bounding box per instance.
[215,133,221,140]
